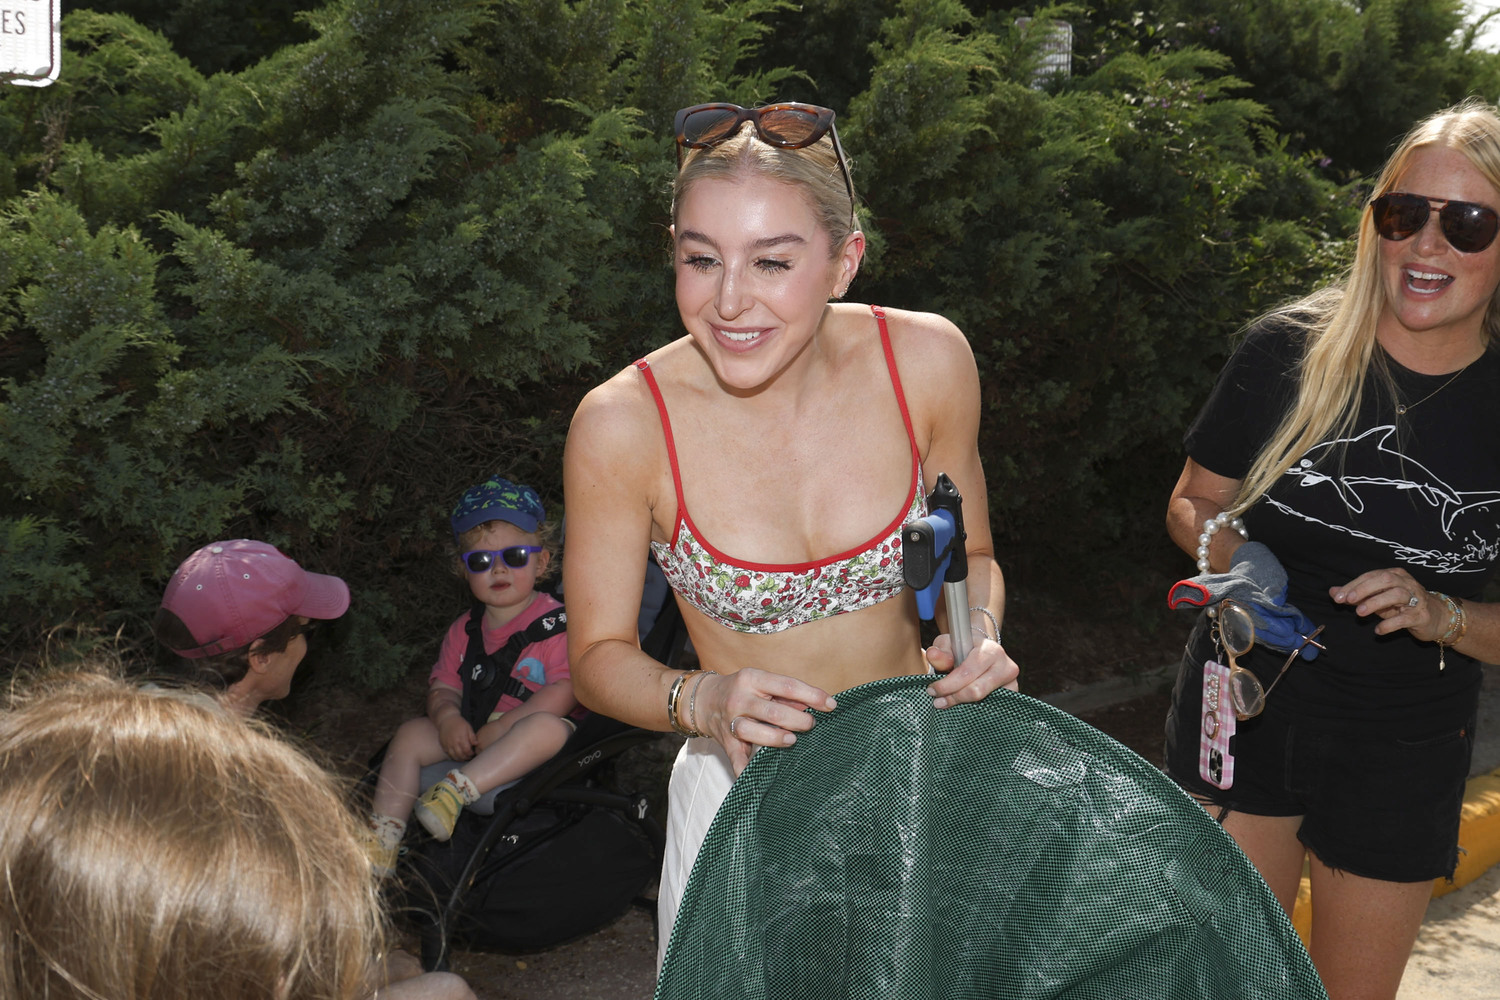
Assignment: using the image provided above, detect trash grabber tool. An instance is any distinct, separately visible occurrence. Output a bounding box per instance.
[901,473,971,674]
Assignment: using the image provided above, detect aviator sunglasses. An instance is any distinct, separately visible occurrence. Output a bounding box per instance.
[1370,191,1500,254]
[461,546,542,574]
[673,102,856,227]
[1212,599,1326,721]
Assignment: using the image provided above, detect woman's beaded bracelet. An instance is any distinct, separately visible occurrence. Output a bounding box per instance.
[1196,511,1249,573]
[1433,592,1468,645]
[1430,592,1468,671]
[667,670,705,738]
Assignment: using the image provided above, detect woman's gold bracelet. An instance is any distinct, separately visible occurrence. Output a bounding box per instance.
[1430,591,1468,671]
[1432,592,1468,646]
[667,669,705,738]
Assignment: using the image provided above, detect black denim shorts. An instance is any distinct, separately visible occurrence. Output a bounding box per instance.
[1164,617,1475,884]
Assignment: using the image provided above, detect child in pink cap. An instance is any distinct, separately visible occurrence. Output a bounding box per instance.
[154,539,350,716]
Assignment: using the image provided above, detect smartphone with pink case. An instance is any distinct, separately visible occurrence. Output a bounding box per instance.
[1198,659,1236,790]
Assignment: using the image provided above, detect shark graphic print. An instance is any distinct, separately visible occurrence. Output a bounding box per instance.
[1270,425,1500,577]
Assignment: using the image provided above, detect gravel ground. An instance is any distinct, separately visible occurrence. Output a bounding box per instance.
[422,907,660,1000]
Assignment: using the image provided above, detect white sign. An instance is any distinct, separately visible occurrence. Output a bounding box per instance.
[2,1,58,87]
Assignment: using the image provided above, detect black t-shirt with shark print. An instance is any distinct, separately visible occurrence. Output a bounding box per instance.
[1186,318,1499,734]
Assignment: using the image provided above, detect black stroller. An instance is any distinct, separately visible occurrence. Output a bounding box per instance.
[380,569,688,971]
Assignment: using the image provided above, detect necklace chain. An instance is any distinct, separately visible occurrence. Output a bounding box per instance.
[1395,362,1471,417]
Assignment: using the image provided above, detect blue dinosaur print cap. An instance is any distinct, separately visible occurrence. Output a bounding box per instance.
[450,475,546,541]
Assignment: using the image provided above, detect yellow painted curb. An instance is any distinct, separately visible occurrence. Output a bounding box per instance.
[1290,767,1500,948]
[1434,768,1500,897]
[1291,865,1312,947]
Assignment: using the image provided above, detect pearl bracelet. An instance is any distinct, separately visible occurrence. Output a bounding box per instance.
[1196,511,1249,573]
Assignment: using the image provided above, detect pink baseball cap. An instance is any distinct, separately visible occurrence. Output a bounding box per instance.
[160,539,350,658]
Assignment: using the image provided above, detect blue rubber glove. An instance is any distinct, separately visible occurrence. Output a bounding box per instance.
[1250,599,1322,660]
[1167,542,1321,659]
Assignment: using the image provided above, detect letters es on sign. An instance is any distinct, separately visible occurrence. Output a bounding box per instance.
[2,1,59,88]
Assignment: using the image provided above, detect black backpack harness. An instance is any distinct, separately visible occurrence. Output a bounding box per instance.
[458,600,568,729]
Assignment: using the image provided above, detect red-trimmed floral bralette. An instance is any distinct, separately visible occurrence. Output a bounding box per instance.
[637,305,926,635]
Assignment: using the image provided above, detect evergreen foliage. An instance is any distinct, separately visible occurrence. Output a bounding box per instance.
[1083,0,1500,177]
[2,0,1496,686]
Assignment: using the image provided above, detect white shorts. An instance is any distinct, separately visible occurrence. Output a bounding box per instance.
[658,736,736,970]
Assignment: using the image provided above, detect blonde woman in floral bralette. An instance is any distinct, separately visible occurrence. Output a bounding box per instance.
[563,102,1019,964]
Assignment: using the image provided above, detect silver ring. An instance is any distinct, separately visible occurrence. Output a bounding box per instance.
[729,716,740,737]
[1407,591,1420,608]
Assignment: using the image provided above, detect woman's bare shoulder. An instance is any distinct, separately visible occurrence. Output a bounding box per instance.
[864,304,974,381]
[568,372,657,477]
[573,340,686,429]
[567,339,707,484]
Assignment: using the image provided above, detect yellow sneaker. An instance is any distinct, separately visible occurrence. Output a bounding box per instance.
[360,825,399,878]
[413,778,464,842]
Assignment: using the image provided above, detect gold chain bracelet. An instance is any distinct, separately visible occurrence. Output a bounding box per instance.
[1430,591,1468,671]
[667,670,705,738]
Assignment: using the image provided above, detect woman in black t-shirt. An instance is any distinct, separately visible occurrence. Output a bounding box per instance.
[1166,101,1500,999]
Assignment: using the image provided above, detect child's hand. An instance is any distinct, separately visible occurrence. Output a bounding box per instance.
[437,714,478,761]
[475,715,509,751]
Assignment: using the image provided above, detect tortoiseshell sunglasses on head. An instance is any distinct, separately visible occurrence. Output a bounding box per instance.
[673,102,855,227]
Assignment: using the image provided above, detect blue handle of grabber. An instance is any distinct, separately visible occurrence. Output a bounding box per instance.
[910,509,957,621]
[903,473,973,672]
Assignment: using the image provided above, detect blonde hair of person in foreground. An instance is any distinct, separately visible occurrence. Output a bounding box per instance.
[0,670,470,1000]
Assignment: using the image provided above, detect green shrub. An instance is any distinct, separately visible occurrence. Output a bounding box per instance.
[2,0,1489,687]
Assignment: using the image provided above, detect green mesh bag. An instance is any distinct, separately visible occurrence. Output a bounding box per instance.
[656,676,1326,1000]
